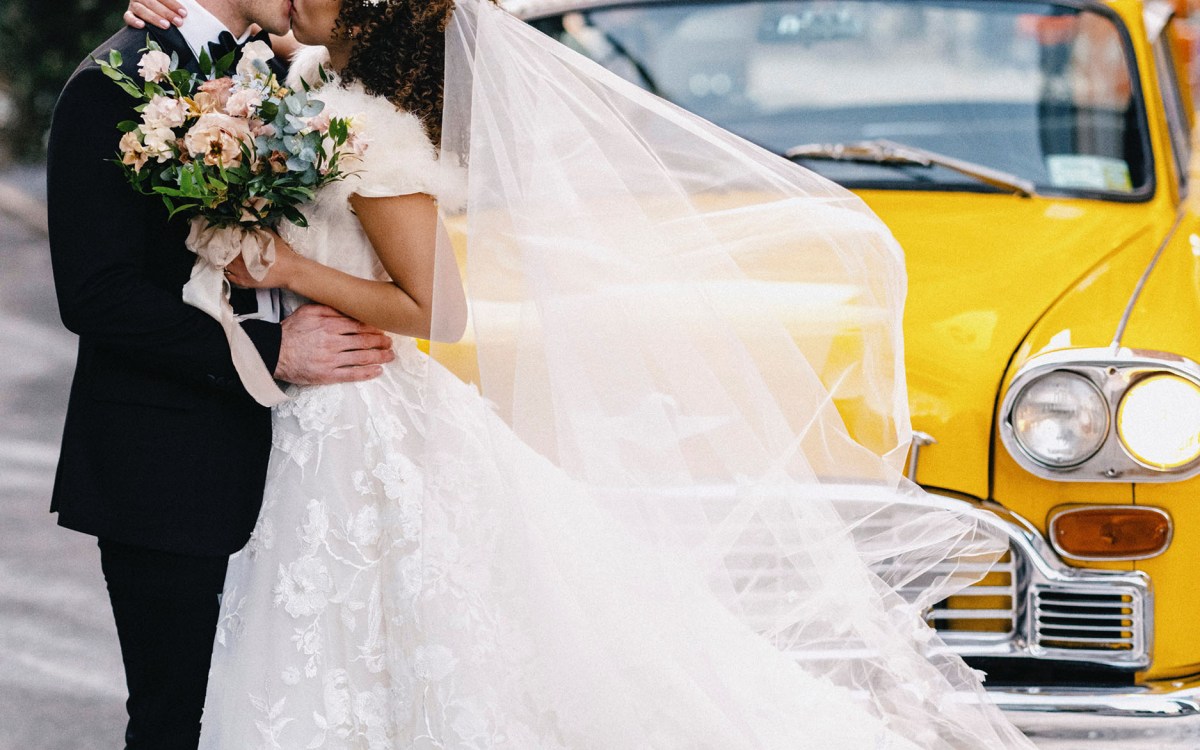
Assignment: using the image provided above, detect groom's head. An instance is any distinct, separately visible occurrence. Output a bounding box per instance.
[199,0,293,36]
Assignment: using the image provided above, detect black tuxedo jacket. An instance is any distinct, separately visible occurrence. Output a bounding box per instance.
[47,26,286,556]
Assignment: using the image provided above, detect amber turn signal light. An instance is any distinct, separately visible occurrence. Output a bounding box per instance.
[1049,505,1172,561]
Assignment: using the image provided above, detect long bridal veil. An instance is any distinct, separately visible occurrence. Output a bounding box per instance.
[419,0,1036,746]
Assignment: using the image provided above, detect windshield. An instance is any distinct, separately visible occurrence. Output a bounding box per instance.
[529,0,1151,196]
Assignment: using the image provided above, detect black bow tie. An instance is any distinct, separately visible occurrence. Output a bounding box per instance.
[205,29,271,71]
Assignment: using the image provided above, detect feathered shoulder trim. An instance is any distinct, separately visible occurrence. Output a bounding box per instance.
[283,46,465,208]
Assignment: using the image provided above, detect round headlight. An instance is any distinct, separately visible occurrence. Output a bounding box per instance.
[1011,371,1109,468]
[1117,374,1200,470]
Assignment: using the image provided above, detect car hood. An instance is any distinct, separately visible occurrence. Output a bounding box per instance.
[856,190,1157,498]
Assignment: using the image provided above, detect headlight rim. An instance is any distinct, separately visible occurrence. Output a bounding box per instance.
[1009,369,1110,470]
[997,348,1200,483]
[1115,372,1200,472]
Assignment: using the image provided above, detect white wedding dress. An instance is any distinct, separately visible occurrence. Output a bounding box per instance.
[198,13,1036,748]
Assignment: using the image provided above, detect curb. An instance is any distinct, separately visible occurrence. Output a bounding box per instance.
[0,183,49,237]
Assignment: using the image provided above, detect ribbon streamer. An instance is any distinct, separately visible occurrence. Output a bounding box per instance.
[182,218,289,407]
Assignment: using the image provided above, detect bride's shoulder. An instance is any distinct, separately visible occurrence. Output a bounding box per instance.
[282,46,461,204]
[285,46,432,155]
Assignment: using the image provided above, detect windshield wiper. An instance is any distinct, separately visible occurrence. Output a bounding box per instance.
[784,138,1036,198]
[567,14,662,97]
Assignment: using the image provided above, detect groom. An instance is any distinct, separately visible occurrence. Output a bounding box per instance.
[45,1,391,747]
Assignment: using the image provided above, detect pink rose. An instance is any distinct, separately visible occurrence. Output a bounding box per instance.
[303,110,331,134]
[142,94,188,130]
[119,131,148,173]
[344,132,368,161]
[184,113,253,169]
[137,50,172,83]
[225,87,265,118]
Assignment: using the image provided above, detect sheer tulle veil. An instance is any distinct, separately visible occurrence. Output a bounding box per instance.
[419,0,1035,745]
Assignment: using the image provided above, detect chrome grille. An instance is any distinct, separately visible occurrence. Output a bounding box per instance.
[1033,589,1139,652]
[926,553,1017,639]
[919,536,1150,668]
[872,493,1153,668]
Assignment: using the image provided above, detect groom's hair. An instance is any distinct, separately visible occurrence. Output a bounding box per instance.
[337,0,495,146]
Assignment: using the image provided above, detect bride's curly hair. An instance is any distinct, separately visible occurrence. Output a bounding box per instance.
[336,0,476,147]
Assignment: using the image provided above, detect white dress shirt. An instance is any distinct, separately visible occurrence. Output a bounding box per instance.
[174,0,251,60]
[174,0,281,323]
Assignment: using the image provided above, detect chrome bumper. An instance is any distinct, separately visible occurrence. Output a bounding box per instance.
[993,679,1200,743]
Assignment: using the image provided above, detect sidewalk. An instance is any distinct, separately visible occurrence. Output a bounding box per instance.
[0,163,125,750]
[0,165,47,237]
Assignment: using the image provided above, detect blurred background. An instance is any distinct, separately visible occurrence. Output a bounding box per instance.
[0,0,131,163]
[0,2,129,748]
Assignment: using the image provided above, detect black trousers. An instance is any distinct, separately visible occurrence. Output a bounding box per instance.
[98,538,228,750]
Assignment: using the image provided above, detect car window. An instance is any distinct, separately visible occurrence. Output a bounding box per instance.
[531,0,1152,197]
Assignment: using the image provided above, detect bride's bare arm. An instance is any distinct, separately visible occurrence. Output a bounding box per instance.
[226,193,464,341]
[123,1,303,60]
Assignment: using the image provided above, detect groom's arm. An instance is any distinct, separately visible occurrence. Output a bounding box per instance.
[47,60,282,395]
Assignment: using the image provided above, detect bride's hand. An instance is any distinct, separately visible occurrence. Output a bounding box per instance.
[123,0,187,30]
[224,231,302,290]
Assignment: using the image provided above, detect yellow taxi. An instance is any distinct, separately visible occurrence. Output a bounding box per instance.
[500,0,1200,738]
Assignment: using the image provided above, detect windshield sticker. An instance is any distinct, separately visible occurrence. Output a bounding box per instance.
[1045,155,1133,192]
[759,5,866,44]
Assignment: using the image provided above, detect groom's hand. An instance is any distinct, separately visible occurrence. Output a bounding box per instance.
[274,304,395,385]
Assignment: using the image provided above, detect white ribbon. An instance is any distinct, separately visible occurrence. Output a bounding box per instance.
[182,218,289,407]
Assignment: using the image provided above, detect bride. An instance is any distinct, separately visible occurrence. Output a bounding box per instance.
[129,0,1037,747]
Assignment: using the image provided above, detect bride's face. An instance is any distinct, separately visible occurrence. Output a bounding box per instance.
[242,0,294,35]
[290,0,346,46]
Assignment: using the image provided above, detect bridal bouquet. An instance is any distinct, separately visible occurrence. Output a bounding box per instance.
[96,40,366,406]
[99,40,364,226]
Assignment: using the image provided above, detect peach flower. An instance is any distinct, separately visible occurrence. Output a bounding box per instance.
[267,150,289,174]
[184,113,252,169]
[303,110,331,135]
[137,50,172,83]
[225,87,265,118]
[142,126,178,162]
[142,94,188,130]
[235,40,275,78]
[119,131,148,173]
[240,196,270,223]
[197,78,235,112]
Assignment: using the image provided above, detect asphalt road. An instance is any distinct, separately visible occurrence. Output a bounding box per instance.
[0,165,1186,749]
[0,166,126,749]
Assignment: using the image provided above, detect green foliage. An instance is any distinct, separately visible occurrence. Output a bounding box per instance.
[0,0,128,161]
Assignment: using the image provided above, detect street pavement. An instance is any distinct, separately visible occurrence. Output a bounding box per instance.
[0,166,126,750]
[0,165,1185,749]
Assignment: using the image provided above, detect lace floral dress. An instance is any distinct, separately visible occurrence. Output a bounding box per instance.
[197,48,1008,750]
